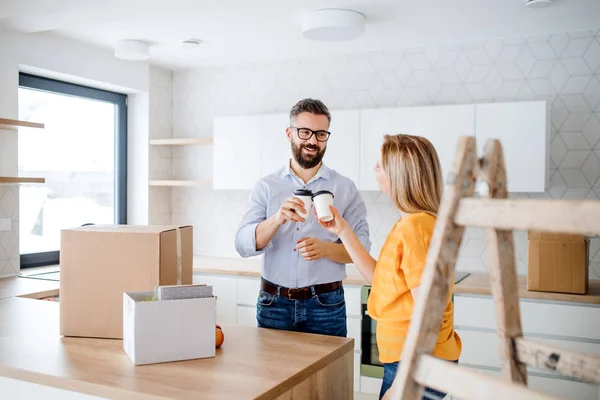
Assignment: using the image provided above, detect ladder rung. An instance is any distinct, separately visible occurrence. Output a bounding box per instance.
[414,354,558,400]
[515,337,600,385]
[454,199,600,235]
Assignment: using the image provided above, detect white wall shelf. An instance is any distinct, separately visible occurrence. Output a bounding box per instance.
[149,180,212,187]
[0,118,45,131]
[149,138,213,146]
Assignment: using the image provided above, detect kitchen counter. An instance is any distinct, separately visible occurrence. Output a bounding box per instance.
[193,256,600,305]
[0,295,354,399]
[193,256,369,285]
[455,273,600,305]
[0,275,59,300]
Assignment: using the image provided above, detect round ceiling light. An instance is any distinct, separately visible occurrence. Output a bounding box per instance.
[114,40,150,61]
[302,9,365,41]
[181,39,201,50]
[525,0,552,9]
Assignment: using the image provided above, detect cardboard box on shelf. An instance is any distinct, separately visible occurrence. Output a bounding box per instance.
[527,231,589,295]
[60,225,193,339]
[123,290,216,365]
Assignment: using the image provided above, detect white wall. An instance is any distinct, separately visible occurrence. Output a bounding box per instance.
[163,28,600,278]
[148,67,174,225]
[0,31,157,276]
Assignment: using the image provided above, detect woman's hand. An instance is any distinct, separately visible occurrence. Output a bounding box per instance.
[317,205,350,238]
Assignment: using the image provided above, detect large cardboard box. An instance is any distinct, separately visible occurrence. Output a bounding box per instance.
[123,291,216,365]
[527,231,589,295]
[60,225,193,339]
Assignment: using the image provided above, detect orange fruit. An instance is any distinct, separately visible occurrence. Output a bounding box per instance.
[215,324,224,348]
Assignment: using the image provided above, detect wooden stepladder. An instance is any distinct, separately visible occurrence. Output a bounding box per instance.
[384,136,600,400]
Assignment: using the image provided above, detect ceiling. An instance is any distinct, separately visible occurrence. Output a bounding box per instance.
[1,0,599,70]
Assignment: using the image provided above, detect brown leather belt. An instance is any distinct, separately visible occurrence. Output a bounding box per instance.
[261,279,342,301]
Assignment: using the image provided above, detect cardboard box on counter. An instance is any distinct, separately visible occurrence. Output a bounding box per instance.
[60,225,193,339]
[123,290,216,365]
[527,231,589,295]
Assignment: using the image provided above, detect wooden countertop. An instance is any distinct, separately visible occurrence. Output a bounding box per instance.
[193,256,369,286]
[193,257,600,305]
[455,273,600,305]
[0,296,353,399]
[0,275,59,300]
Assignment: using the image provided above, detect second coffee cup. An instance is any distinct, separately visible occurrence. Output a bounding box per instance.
[313,190,334,222]
[293,188,313,220]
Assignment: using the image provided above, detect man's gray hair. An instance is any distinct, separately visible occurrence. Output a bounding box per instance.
[289,98,331,124]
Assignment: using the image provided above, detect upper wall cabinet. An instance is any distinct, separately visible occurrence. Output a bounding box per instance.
[258,113,291,177]
[213,115,263,190]
[214,101,549,193]
[258,110,361,184]
[325,110,361,185]
[475,101,549,193]
[214,111,362,190]
[359,104,475,191]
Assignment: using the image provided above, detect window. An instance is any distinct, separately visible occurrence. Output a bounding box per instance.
[18,73,127,267]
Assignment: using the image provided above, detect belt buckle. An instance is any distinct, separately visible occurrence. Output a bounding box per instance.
[288,288,300,300]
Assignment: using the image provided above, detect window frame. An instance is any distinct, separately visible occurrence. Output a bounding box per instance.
[18,73,127,268]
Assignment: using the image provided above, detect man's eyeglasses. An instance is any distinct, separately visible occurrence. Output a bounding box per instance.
[291,127,331,142]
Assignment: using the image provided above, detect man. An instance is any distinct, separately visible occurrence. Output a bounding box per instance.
[235,98,370,337]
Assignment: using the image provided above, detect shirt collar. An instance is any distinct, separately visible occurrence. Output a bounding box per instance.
[280,159,331,182]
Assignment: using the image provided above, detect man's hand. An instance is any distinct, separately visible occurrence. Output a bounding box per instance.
[295,237,325,261]
[274,197,306,226]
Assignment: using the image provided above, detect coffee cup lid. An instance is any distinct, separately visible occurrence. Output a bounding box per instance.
[313,190,334,198]
[294,188,313,196]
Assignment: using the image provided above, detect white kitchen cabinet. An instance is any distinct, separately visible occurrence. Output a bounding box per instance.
[344,285,363,318]
[193,274,238,324]
[214,101,549,192]
[258,113,292,177]
[236,276,261,306]
[213,115,263,190]
[457,364,598,400]
[475,100,549,192]
[454,294,600,400]
[229,111,362,183]
[353,352,361,393]
[359,104,475,191]
[454,295,600,340]
[325,110,361,185]
[360,376,382,395]
[237,305,257,327]
[347,317,362,352]
[455,328,600,373]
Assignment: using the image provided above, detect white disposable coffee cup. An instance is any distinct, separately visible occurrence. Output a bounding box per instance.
[293,189,313,221]
[313,190,334,222]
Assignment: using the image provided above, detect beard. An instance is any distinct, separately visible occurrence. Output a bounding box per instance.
[291,141,326,169]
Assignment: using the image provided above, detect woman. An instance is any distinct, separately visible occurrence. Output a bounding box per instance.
[317,134,461,400]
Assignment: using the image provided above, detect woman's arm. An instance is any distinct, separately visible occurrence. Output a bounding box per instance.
[318,206,377,284]
[338,227,377,284]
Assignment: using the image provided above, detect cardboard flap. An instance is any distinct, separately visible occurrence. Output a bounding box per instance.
[64,225,192,234]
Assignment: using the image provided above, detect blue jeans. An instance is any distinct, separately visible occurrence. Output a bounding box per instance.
[256,281,347,337]
[380,359,458,400]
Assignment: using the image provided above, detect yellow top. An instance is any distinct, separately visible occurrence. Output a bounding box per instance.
[367,212,462,363]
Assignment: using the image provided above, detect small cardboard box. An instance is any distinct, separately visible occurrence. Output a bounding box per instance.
[60,225,193,339]
[527,231,589,295]
[123,291,216,365]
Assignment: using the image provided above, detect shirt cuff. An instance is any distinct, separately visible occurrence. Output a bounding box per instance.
[244,222,273,257]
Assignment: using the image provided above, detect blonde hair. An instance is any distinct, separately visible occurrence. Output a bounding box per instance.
[381,134,443,216]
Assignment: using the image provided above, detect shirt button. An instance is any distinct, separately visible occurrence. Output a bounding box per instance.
[293,249,296,252]
[296,228,299,231]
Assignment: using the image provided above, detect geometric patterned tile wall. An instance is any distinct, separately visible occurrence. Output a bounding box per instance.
[0,185,20,277]
[165,28,600,278]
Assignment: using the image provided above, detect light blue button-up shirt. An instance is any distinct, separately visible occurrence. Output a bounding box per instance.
[235,162,371,288]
